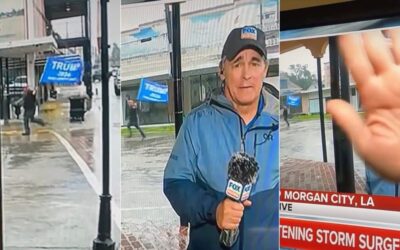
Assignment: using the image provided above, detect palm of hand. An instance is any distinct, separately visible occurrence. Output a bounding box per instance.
[328,29,400,181]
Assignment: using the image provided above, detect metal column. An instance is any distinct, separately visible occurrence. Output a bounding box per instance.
[170,3,183,137]
[0,57,3,250]
[329,37,355,193]
[0,58,3,120]
[92,0,115,249]
[84,0,92,99]
[317,58,327,162]
[5,59,9,122]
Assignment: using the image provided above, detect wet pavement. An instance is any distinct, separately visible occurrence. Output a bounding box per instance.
[1,80,121,249]
[121,134,183,250]
[280,119,369,193]
[2,133,98,249]
[41,79,121,211]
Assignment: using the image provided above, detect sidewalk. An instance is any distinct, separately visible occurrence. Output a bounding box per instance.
[2,131,99,249]
[1,96,121,249]
[0,119,49,135]
[281,158,367,193]
[1,101,96,171]
[121,134,181,250]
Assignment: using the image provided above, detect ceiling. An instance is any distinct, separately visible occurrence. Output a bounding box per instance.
[280,0,400,31]
[44,0,87,20]
[280,0,352,11]
[122,0,158,5]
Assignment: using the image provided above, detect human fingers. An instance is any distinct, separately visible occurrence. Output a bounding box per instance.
[227,215,242,225]
[224,222,240,230]
[385,28,400,64]
[362,31,395,74]
[242,200,252,207]
[338,33,375,87]
[227,199,245,212]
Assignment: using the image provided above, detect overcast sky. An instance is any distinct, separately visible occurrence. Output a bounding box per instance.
[0,0,23,13]
[108,0,121,45]
[280,46,330,76]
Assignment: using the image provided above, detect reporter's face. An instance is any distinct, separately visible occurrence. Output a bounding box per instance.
[222,49,267,107]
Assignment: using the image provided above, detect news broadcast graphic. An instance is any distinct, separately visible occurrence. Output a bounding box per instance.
[280,14,400,250]
[280,189,400,250]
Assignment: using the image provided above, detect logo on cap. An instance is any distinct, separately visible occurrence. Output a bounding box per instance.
[241,26,257,40]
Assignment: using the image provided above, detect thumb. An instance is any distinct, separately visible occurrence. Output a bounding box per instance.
[326,99,369,152]
[243,200,252,207]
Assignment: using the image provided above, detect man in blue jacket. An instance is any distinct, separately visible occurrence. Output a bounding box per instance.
[164,26,279,250]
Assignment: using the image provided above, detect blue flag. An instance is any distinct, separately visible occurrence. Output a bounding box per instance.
[40,55,83,85]
[286,95,300,107]
[137,78,168,103]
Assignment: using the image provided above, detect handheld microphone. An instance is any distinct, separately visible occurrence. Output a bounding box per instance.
[220,152,259,247]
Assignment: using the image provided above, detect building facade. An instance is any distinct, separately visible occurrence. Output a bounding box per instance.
[121,0,279,125]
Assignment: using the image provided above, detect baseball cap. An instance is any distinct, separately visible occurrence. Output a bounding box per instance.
[221,26,267,61]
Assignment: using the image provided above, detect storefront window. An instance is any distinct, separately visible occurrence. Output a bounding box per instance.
[190,75,201,109]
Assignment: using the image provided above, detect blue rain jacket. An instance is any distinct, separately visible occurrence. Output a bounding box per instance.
[164,87,279,250]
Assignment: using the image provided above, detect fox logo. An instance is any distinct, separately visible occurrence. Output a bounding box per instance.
[241,26,257,40]
[226,179,243,201]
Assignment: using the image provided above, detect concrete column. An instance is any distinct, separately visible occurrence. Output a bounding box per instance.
[26,53,36,89]
[26,0,35,39]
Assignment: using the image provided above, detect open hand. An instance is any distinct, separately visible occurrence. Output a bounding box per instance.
[327,29,400,182]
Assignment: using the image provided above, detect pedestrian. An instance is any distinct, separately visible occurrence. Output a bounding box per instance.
[163,26,279,249]
[14,104,21,119]
[327,28,400,182]
[13,96,23,119]
[126,96,146,140]
[22,87,45,136]
[283,105,290,127]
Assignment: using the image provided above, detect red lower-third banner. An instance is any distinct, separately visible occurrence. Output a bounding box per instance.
[280,217,400,250]
[280,189,400,211]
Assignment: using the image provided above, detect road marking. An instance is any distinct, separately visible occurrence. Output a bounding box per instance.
[36,129,51,134]
[0,131,19,136]
[1,129,51,135]
[50,130,121,230]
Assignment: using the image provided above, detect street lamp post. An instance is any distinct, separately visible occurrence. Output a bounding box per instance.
[171,2,183,137]
[92,0,115,249]
[0,58,3,120]
[329,37,355,193]
[5,58,9,124]
[0,57,3,250]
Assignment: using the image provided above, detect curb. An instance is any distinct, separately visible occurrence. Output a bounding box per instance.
[1,128,51,136]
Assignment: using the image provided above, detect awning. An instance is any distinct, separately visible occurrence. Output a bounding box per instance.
[0,36,58,58]
[281,37,328,58]
[131,27,159,41]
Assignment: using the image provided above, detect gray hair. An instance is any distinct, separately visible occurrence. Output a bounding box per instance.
[219,54,268,73]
